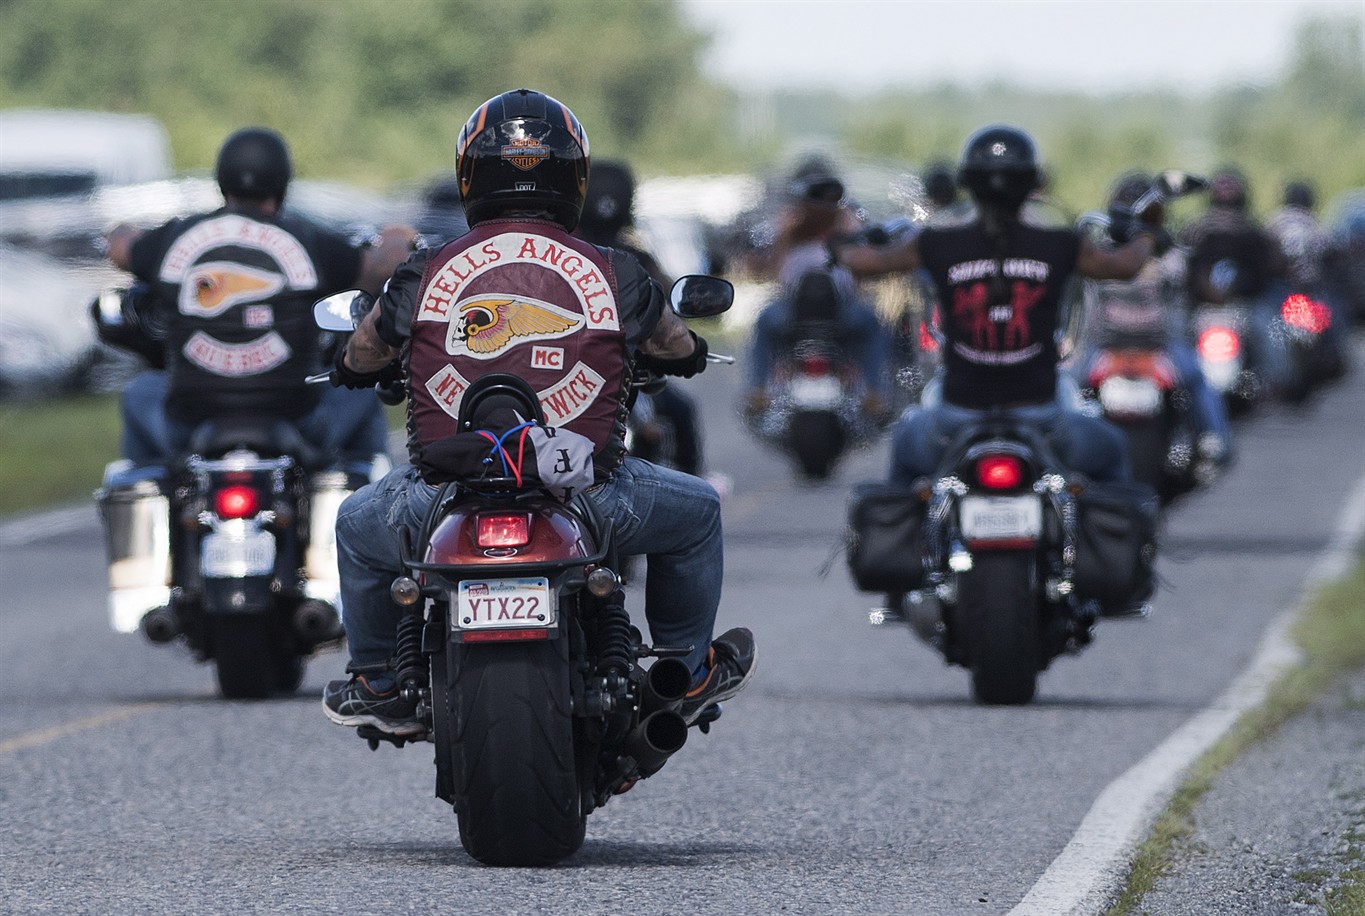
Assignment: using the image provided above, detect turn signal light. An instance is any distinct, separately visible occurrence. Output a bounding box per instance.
[476,513,531,548]
[214,485,259,519]
[977,455,1023,490]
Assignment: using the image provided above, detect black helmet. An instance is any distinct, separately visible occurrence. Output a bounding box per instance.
[1283,180,1315,211]
[578,160,636,237]
[1209,169,1249,210]
[957,124,1041,210]
[456,89,590,231]
[787,155,845,205]
[216,127,292,202]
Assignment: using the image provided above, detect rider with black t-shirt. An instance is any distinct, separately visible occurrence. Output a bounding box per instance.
[834,125,1163,485]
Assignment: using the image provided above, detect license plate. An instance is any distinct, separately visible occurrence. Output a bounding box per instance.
[788,375,843,409]
[1098,376,1161,416]
[960,495,1042,543]
[201,530,276,578]
[455,577,555,630]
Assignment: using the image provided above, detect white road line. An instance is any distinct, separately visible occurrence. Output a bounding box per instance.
[1009,465,1365,916]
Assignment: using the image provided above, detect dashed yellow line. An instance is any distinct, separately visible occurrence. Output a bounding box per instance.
[0,703,166,755]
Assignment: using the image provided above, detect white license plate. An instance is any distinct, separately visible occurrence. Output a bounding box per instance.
[201,530,276,578]
[788,375,843,409]
[456,577,555,630]
[960,495,1042,543]
[1098,376,1162,416]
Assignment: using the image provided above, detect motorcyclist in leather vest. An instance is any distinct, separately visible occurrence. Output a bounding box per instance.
[104,127,414,468]
[833,124,1163,486]
[321,89,755,737]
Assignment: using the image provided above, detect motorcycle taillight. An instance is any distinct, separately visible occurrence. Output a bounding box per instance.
[476,513,531,548]
[976,455,1023,491]
[800,355,831,376]
[215,485,259,519]
[1281,293,1332,334]
[1198,327,1240,363]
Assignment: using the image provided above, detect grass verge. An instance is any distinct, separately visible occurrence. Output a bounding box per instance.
[0,393,121,517]
[1107,549,1365,914]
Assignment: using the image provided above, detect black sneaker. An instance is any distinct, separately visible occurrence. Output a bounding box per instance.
[680,627,757,725]
[322,674,424,736]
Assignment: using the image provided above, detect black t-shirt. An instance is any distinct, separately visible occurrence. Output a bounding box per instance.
[918,222,1080,409]
[1182,208,1279,299]
[130,206,362,423]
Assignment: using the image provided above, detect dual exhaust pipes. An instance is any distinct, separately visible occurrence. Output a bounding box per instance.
[618,656,692,779]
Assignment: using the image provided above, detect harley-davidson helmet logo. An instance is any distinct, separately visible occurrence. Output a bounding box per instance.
[501,138,550,171]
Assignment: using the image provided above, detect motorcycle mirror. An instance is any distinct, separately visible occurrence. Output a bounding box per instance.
[1155,170,1210,198]
[313,290,374,331]
[670,275,734,319]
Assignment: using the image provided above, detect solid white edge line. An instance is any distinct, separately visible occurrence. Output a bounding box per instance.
[1009,464,1365,916]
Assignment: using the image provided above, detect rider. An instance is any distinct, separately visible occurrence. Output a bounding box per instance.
[574,159,706,477]
[743,157,893,419]
[320,89,756,736]
[105,127,413,468]
[833,124,1163,489]
[1076,173,1233,475]
[1180,169,1292,396]
[1266,179,1350,359]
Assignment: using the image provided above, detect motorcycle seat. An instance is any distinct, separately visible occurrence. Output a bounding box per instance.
[184,417,325,469]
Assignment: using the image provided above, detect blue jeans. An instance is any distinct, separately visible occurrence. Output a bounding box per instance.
[889,398,1132,485]
[335,457,724,676]
[119,370,388,466]
[747,297,892,395]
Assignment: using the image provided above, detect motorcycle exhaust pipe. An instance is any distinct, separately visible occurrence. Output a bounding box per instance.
[619,708,689,778]
[293,599,343,644]
[639,656,692,717]
[140,606,179,644]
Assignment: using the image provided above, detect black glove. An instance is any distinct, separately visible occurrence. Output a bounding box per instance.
[330,346,402,390]
[1109,212,1173,256]
[636,331,709,379]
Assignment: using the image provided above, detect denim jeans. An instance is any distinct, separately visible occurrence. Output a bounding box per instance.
[335,457,723,676]
[747,297,892,395]
[889,397,1132,486]
[119,369,389,466]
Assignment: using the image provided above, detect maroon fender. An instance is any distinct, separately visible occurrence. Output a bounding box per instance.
[423,498,597,566]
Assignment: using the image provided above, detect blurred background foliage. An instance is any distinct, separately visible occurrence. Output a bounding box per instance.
[0,0,1360,214]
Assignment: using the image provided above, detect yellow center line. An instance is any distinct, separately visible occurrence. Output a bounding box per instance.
[0,702,168,755]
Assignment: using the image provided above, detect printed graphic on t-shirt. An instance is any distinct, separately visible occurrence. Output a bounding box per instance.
[947,258,1051,366]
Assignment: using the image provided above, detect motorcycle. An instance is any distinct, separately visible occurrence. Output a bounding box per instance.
[313,275,734,866]
[92,285,384,698]
[1277,288,1346,403]
[749,269,882,480]
[1191,303,1261,418]
[848,414,1157,705]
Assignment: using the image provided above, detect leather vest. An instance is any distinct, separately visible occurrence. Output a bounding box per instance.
[407,220,629,478]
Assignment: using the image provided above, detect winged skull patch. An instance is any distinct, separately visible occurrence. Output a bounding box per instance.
[449,294,584,357]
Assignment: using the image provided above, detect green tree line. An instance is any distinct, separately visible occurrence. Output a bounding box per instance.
[2,0,1360,217]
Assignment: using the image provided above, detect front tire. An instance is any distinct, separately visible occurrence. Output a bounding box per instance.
[955,551,1040,705]
[449,638,585,866]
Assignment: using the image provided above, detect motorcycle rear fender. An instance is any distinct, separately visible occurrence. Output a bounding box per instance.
[201,576,275,614]
[1087,349,1178,389]
[420,498,600,569]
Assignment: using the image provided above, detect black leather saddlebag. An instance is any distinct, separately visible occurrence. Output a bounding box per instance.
[1072,480,1158,607]
[846,482,928,592]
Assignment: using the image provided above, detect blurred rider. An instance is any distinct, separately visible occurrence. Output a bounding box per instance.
[744,156,893,419]
[1267,179,1350,358]
[834,124,1163,487]
[105,127,413,468]
[574,159,706,477]
[320,89,755,736]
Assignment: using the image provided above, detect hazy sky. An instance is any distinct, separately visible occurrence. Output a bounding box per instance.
[682,0,1364,93]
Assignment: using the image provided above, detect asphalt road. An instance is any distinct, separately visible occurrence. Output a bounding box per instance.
[2,337,1363,915]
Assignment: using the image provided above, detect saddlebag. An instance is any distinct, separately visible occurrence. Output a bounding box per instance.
[1072,480,1158,607]
[846,482,928,592]
[96,463,172,634]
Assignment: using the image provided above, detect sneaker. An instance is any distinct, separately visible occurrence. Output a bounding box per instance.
[322,673,424,736]
[680,627,757,725]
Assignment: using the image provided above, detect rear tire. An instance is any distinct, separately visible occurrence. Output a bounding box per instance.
[449,639,585,866]
[211,616,275,700]
[790,410,843,480]
[955,551,1040,705]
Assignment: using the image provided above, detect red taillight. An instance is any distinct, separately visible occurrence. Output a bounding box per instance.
[476,513,531,548]
[1281,293,1332,334]
[1198,326,1240,363]
[977,455,1023,490]
[919,321,939,354]
[800,355,831,376]
[214,485,259,519]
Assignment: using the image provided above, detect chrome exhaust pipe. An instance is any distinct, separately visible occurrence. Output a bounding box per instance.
[140,606,179,644]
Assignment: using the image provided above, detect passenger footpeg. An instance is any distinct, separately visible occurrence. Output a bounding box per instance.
[356,724,423,750]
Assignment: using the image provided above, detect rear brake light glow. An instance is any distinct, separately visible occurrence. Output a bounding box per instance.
[214,485,259,519]
[799,355,831,376]
[476,513,531,548]
[1281,293,1332,334]
[1198,327,1240,363]
[977,455,1023,490]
